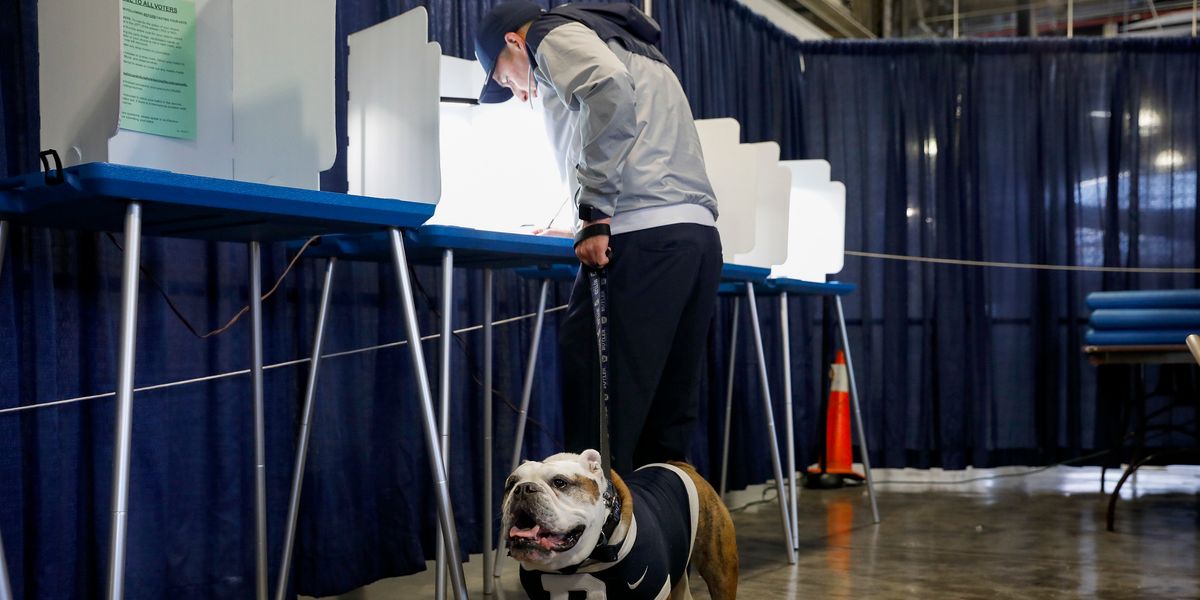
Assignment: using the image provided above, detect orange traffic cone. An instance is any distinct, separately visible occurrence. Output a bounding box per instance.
[807,351,864,488]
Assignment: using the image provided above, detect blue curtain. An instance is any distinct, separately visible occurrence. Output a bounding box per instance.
[657,0,1199,483]
[3,0,1199,597]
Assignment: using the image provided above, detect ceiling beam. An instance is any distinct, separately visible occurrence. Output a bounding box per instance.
[786,0,877,38]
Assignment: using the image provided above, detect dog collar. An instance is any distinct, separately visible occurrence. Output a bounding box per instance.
[587,479,624,563]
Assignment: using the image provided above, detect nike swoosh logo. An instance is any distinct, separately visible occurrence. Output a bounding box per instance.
[627,566,649,590]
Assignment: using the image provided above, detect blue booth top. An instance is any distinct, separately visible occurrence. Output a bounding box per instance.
[0,162,435,242]
[302,225,577,267]
[719,277,857,296]
[720,263,771,283]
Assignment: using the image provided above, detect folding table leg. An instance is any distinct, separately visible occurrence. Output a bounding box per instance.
[435,250,453,600]
[835,295,880,524]
[745,283,796,565]
[386,229,467,600]
[248,241,269,600]
[719,297,740,499]
[482,269,495,595]
[106,202,143,600]
[273,258,337,600]
[780,291,799,550]
[493,278,550,578]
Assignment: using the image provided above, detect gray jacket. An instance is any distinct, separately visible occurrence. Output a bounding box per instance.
[531,22,718,235]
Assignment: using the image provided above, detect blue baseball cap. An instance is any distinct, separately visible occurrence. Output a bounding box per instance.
[474,0,545,104]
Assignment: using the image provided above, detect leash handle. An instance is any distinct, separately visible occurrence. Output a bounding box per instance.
[586,267,612,475]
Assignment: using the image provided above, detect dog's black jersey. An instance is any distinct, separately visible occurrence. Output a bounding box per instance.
[519,464,699,599]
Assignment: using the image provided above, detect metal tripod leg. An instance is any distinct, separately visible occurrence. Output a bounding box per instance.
[492,278,550,578]
[835,296,879,524]
[780,291,799,549]
[273,258,337,600]
[387,229,467,599]
[719,297,740,499]
[745,283,796,564]
[106,202,143,600]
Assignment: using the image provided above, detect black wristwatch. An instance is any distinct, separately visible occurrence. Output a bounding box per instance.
[577,203,610,222]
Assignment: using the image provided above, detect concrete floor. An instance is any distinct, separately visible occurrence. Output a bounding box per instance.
[309,465,1200,599]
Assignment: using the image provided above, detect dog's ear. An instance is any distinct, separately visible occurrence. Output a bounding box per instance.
[580,449,604,476]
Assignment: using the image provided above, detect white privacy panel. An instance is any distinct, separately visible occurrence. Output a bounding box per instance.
[733,142,790,269]
[347,8,442,203]
[41,0,337,186]
[38,0,120,165]
[109,0,234,178]
[771,160,846,282]
[431,56,571,232]
[695,118,755,256]
[234,0,336,189]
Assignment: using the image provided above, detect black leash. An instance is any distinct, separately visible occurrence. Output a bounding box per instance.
[585,266,613,475]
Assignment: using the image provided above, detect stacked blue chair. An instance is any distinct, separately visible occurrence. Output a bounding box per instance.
[1084,289,1200,534]
[1085,290,1200,347]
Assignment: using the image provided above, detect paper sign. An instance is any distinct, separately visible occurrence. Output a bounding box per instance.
[119,0,196,139]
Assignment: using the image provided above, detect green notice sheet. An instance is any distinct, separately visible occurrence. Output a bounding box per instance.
[119,0,197,139]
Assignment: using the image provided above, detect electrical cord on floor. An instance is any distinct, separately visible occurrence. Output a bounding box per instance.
[727,486,780,513]
[408,266,566,451]
[104,233,322,339]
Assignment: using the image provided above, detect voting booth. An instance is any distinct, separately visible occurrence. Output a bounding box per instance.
[39,0,336,188]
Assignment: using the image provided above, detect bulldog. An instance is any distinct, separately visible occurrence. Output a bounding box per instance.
[502,449,738,599]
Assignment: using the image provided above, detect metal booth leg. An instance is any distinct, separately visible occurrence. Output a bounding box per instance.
[719,297,740,499]
[249,242,269,600]
[106,202,143,600]
[435,250,454,600]
[482,269,495,594]
[834,295,880,524]
[744,283,796,564]
[780,291,799,550]
[492,278,550,578]
[273,258,337,600]
[386,229,467,600]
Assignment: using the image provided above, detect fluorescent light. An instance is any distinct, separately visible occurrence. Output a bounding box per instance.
[1138,108,1161,132]
[1154,150,1184,169]
[1089,110,1111,118]
[923,138,938,157]
[906,207,918,218]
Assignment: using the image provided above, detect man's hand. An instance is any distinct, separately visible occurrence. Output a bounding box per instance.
[576,218,612,268]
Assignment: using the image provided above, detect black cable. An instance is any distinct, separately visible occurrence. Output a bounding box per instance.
[408,265,566,451]
[726,486,780,514]
[103,233,321,338]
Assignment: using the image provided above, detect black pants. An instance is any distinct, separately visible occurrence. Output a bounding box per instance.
[559,223,723,475]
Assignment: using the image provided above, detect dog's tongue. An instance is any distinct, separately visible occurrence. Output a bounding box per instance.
[509,525,541,540]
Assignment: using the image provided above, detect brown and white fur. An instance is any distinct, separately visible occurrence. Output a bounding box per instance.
[502,449,738,599]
